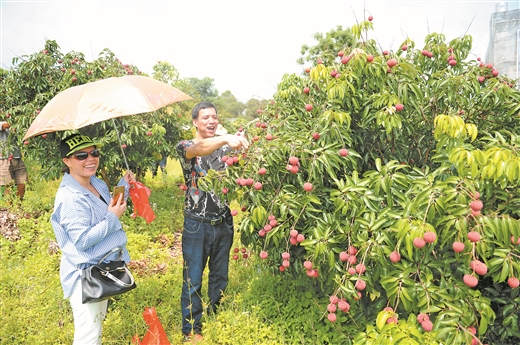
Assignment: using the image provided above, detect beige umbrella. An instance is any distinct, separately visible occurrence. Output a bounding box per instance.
[23,75,192,140]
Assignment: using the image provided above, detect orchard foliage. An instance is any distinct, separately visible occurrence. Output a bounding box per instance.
[200,20,520,344]
[0,40,194,185]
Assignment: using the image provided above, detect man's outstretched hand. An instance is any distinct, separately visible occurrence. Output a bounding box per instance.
[225,134,249,151]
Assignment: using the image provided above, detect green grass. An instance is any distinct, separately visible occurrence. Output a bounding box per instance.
[0,161,347,345]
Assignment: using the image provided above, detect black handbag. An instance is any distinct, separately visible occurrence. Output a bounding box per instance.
[81,247,136,304]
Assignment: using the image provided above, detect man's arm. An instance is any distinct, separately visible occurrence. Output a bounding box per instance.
[186,134,249,159]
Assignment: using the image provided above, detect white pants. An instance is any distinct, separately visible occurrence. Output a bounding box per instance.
[69,280,108,345]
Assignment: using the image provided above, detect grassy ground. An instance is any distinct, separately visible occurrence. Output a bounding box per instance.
[0,159,344,345]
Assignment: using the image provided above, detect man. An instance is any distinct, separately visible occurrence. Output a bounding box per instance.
[0,121,28,201]
[175,102,249,342]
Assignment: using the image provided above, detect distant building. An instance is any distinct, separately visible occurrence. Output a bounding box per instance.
[485,2,520,82]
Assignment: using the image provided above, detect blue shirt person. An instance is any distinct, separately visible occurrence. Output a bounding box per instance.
[51,133,136,345]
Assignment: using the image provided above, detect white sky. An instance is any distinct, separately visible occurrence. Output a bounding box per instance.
[1,0,518,102]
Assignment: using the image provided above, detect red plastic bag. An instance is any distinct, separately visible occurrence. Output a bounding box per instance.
[132,307,171,345]
[129,181,155,224]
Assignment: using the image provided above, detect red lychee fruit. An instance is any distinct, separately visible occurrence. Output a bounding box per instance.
[327,303,337,313]
[387,59,398,67]
[421,320,433,332]
[452,241,465,253]
[338,300,350,312]
[389,251,401,263]
[470,200,483,211]
[413,237,426,249]
[423,231,436,244]
[470,260,488,275]
[339,148,349,157]
[508,277,519,288]
[463,274,478,288]
[355,263,366,274]
[417,313,429,323]
[355,279,366,291]
[468,231,481,243]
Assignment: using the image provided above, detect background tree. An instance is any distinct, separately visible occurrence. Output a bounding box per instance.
[186,76,219,100]
[244,97,271,119]
[214,90,245,118]
[298,25,357,67]
[0,40,190,184]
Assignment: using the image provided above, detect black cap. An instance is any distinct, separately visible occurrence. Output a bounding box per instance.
[60,134,103,158]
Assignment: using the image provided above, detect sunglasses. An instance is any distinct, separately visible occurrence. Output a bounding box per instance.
[70,149,101,160]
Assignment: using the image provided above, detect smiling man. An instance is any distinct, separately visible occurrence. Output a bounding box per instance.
[175,101,249,342]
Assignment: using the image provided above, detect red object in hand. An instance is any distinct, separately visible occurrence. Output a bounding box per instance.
[132,307,171,345]
[129,181,156,224]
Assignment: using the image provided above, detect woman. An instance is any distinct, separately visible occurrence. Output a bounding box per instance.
[51,133,135,345]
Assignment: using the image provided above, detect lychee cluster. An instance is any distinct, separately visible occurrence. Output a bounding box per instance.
[417,313,433,332]
[412,231,437,249]
[325,294,351,323]
[258,214,278,237]
[286,156,300,174]
[231,247,249,260]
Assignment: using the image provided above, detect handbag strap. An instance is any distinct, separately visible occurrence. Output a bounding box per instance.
[102,265,135,287]
[97,247,123,265]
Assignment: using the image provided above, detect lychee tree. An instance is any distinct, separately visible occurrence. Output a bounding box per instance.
[199,19,520,344]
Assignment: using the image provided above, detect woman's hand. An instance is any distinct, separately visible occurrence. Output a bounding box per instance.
[108,194,127,218]
[123,170,136,184]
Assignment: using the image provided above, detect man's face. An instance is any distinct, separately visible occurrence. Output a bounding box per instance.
[193,107,218,139]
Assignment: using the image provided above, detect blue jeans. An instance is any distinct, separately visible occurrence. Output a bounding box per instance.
[180,213,234,335]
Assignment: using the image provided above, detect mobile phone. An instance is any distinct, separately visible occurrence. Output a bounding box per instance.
[112,186,125,205]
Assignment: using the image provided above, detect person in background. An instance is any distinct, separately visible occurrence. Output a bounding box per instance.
[175,102,249,342]
[51,134,136,345]
[215,124,228,136]
[151,153,167,177]
[0,120,28,201]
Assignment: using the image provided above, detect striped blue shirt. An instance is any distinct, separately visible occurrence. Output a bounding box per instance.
[51,173,131,298]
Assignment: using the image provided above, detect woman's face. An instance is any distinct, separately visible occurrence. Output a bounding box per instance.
[63,145,100,179]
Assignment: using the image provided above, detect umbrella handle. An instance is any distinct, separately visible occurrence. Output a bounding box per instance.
[112,119,130,171]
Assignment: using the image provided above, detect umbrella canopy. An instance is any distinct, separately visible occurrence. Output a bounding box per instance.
[23,75,192,140]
